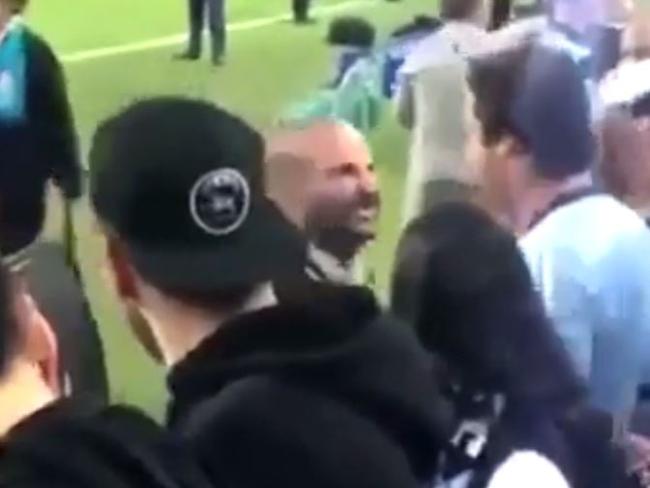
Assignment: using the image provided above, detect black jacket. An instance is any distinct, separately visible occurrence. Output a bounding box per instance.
[0,28,80,195]
[0,399,213,488]
[0,28,81,255]
[167,286,451,488]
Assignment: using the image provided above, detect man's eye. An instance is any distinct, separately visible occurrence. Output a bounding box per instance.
[339,163,358,176]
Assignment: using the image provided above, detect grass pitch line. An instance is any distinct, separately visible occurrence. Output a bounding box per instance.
[61,0,376,64]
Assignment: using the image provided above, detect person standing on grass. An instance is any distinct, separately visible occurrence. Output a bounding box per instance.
[89,97,450,488]
[0,0,81,258]
[395,0,488,226]
[293,0,313,24]
[467,40,650,420]
[176,0,226,65]
[0,0,105,403]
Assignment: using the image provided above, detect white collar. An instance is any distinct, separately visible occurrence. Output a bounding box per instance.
[306,244,356,285]
[600,58,650,108]
[0,16,22,44]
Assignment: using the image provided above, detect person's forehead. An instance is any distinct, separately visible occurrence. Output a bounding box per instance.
[266,121,372,171]
[624,14,650,51]
[306,122,372,169]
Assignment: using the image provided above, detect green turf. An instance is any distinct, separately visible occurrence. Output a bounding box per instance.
[29,0,431,417]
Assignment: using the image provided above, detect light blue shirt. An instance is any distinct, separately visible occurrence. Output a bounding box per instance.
[520,195,650,415]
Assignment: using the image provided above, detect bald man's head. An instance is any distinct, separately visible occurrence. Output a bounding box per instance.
[623,12,650,60]
[266,120,380,255]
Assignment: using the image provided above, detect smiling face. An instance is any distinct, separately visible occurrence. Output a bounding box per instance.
[305,123,380,242]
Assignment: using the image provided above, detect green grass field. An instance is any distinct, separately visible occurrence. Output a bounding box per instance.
[27,0,432,417]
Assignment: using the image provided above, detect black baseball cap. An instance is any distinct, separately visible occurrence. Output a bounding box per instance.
[90,97,305,293]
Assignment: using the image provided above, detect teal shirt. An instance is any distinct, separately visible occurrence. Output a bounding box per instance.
[0,18,26,124]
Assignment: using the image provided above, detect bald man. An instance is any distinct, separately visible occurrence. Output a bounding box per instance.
[266,119,380,288]
[622,11,650,60]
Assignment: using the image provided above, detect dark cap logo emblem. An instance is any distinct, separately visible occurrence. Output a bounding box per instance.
[189,169,251,236]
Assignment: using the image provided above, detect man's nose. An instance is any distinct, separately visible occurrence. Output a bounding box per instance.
[359,167,378,194]
[358,169,380,207]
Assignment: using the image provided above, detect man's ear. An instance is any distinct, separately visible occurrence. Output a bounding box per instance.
[633,116,650,134]
[265,152,317,230]
[496,134,527,160]
[106,234,139,301]
[11,277,59,394]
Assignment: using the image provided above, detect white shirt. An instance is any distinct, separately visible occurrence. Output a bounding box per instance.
[487,451,571,488]
[306,245,362,285]
[395,22,488,186]
[0,16,21,44]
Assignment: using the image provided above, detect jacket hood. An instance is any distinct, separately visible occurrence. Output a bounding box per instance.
[168,286,452,481]
[0,399,212,488]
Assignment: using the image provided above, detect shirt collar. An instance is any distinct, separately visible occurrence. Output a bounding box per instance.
[0,16,21,45]
[306,244,356,285]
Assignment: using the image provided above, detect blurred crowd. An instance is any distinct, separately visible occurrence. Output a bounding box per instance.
[3,0,650,487]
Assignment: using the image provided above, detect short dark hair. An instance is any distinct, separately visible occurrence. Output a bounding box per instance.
[392,202,584,408]
[468,42,596,180]
[0,264,18,377]
[5,0,28,13]
[161,283,258,313]
[632,91,650,119]
[440,0,481,20]
[327,16,376,48]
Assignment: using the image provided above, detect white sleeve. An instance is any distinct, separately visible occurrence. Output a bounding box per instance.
[394,74,414,129]
[487,451,571,488]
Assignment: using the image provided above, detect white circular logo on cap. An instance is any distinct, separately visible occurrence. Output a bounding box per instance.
[189,168,251,236]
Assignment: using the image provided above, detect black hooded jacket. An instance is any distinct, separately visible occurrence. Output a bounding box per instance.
[0,399,213,488]
[0,28,81,256]
[167,286,451,488]
[0,28,80,196]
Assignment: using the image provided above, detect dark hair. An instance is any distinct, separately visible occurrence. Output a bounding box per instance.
[162,283,258,313]
[391,15,442,38]
[0,264,18,377]
[489,0,512,30]
[440,0,482,21]
[632,91,650,119]
[392,202,585,411]
[4,0,27,13]
[468,42,595,180]
[327,16,376,48]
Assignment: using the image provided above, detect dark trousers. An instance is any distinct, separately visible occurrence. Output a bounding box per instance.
[187,0,225,59]
[292,0,311,22]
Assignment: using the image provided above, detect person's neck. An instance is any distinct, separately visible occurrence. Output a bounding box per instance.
[313,230,367,265]
[625,193,650,218]
[512,171,593,234]
[141,284,278,368]
[0,360,56,439]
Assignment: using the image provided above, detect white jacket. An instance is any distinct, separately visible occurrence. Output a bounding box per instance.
[395,21,487,186]
[487,451,571,488]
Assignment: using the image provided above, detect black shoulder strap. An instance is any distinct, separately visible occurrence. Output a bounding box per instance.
[528,187,600,231]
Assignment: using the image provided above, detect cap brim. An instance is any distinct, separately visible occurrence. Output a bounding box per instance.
[128,200,306,292]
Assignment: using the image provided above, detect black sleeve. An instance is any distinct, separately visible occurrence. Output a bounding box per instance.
[27,32,82,200]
